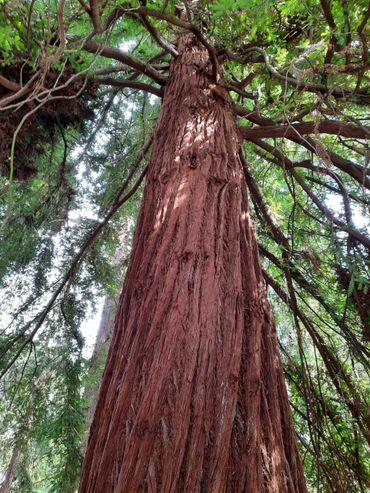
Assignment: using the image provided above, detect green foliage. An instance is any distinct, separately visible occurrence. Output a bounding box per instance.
[0,0,369,491]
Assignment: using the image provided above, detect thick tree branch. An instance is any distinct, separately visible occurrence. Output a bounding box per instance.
[0,75,21,92]
[104,6,192,32]
[89,0,100,32]
[81,39,167,85]
[320,0,336,31]
[358,4,370,34]
[95,77,163,97]
[239,121,369,140]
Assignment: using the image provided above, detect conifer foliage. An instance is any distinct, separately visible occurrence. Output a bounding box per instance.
[0,1,369,491]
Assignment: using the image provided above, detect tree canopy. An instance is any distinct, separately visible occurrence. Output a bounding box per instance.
[0,1,369,491]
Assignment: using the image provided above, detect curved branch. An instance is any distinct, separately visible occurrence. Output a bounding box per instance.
[235,105,370,189]
[104,6,219,81]
[292,161,355,228]
[250,138,370,249]
[306,176,370,207]
[104,6,192,32]
[0,75,21,92]
[231,46,369,101]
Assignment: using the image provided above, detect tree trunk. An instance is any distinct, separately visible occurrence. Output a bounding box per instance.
[81,219,133,455]
[0,446,20,493]
[79,32,307,493]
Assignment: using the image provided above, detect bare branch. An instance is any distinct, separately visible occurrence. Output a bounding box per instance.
[228,46,369,101]
[81,39,167,85]
[239,121,369,140]
[0,75,21,93]
[320,0,336,30]
[89,0,100,32]
[139,14,178,57]
[95,77,163,97]
[104,6,191,32]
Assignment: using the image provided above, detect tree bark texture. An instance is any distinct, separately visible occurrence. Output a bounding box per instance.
[79,32,307,493]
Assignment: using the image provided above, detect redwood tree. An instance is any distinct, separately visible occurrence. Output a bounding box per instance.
[79,29,307,492]
[0,1,369,492]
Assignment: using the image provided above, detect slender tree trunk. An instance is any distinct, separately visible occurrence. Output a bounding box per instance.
[79,32,307,493]
[0,446,20,493]
[81,220,133,455]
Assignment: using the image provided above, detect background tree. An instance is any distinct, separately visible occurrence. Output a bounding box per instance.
[0,0,369,491]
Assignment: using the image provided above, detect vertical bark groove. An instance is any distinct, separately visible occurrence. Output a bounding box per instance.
[79,32,307,493]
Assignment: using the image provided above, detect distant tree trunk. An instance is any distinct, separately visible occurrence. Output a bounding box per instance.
[0,446,20,493]
[81,220,133,455]
[79,31,307,493]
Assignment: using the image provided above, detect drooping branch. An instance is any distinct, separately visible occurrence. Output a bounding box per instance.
[240,151,289,251]
[306,176,370,206]
[263,268,370,444]
[292,160,355,228]
[250,138,370,249]
[259,244,370,364]
[244,144,370,441]
[0,141,152,379]
[242,149,370,367]
[235,106,370,189]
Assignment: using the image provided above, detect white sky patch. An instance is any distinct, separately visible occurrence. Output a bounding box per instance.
[80,296,105,357]
[326,192,369,229]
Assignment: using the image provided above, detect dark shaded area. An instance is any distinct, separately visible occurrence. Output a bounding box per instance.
[0,64,95,180]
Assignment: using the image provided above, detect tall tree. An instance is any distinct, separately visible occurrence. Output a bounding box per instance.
[80,28,307,492]
[0,1,369,491]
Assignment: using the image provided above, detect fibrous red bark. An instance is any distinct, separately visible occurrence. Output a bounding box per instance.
[79,32,307,493]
